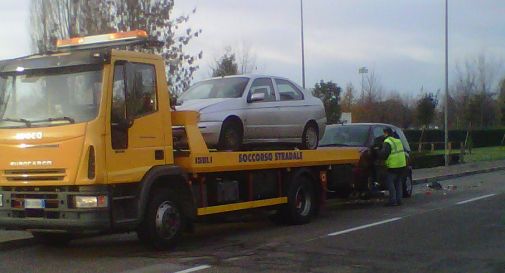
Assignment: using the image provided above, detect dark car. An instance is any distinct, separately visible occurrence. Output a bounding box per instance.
[319,123,413,198]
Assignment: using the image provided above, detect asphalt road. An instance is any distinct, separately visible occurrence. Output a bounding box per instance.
[1,171,504,273]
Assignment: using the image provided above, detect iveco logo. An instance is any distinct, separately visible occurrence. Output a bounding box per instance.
[9,161,53,167]
[15,132,43,140]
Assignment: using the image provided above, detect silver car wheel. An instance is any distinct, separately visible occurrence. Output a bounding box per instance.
[304,125,319,149]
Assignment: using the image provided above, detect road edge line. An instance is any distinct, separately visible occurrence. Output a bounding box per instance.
[173,265,211,273]
[327,217,402,237]
[456,193,497,205]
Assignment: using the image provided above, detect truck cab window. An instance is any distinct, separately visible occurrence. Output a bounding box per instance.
[128,63,157,118]
[111,62,158,150]
[111,63,128,150]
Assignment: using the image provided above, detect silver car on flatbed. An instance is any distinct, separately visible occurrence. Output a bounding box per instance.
[175,75,326,150]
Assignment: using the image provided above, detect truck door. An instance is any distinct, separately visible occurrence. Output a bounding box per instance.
[106,60,165,184]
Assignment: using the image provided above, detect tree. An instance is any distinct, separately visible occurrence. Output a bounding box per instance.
[211,45,257,77]
[363,69,383,104]
[416,92,438,128]
[452,54,502,128]
[499,78,505,126]
[312,81,341,124]
[353,69,384,123]
[236,43,257,75]
[210,47,239,77]
[29,0,202,96]
[341,83,355,112]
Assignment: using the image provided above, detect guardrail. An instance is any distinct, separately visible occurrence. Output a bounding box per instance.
[411,141,465,153]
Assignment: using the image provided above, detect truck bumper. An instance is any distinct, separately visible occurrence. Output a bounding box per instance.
[0,185,111,233]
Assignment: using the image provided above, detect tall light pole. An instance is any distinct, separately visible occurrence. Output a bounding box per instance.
[300,0,306,89]
[444,0,449,166]
[359,67,368,102]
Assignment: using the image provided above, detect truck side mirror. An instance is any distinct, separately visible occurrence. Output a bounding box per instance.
[170,96,177,109]
[115,117,134,131]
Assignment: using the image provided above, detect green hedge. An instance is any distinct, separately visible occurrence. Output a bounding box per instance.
[410,152,461,169]
[404,129,505,148]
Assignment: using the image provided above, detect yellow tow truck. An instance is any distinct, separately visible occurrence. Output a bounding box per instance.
[0,30,361,249]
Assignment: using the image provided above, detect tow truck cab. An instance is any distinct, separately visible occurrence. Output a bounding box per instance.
[0,31,184,232]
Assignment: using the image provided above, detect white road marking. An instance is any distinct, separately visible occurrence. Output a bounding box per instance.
[456,193,497,205]
[173,265,211,273]
[327,217,402,237]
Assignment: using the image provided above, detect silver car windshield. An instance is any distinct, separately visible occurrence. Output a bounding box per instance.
[181,77,249,100]
[320,126,370,147]
[0,65,103,128]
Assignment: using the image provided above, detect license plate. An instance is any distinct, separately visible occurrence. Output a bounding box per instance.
[24,199,45,209]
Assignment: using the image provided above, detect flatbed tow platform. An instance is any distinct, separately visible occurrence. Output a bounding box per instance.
[172,111,361,216]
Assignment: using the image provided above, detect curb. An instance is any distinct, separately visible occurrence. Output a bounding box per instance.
[413,166,505,185]
[0,237,36,251]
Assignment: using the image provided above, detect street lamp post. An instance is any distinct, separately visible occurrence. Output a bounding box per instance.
[444,0,449,166]
[300,0,306,89]
[359,66,368,102]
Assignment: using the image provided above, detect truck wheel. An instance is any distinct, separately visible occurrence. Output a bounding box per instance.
[403,175,413,198]
[300,123,319,150]
[31,232,73,246]
[137,189,185,250]
[282,175,316,224]
[217,120,243,151]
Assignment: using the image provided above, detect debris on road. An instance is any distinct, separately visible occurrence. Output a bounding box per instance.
[446,185,457,191]
[427,181,443,190]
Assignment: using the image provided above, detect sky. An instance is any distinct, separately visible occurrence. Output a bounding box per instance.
[1,0,504,97]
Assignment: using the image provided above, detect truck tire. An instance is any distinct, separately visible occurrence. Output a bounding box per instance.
[403,174,413,198]
[281,175,316,225]
[31,232,73,246]
[137,188,185,250]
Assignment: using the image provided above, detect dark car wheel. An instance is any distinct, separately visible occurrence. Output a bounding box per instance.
[217,120,243,151]
[301,123,319,150]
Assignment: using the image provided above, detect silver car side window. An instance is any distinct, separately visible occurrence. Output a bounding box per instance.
[275,79,304,101]
[249,78,276,102]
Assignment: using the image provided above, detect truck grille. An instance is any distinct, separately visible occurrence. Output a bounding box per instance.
[4,169,66,181]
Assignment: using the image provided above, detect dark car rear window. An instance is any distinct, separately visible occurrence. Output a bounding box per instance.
[320,125,370,147]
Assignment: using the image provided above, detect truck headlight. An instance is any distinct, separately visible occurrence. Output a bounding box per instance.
[74,195,108,208]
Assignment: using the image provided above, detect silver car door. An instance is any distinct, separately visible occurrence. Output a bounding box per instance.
[243,77,280,140]
[273,78,307,138]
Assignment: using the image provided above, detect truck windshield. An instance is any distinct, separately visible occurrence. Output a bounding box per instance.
[0,65,103,128]
[180,77,249,101]
[319,125,370,147]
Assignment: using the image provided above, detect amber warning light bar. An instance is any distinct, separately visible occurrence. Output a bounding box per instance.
[56,30,149,49]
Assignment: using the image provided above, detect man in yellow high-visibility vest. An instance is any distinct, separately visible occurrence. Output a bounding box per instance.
[381,127,407,206]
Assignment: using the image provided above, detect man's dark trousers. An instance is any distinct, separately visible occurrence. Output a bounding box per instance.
[386,169,403,205]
